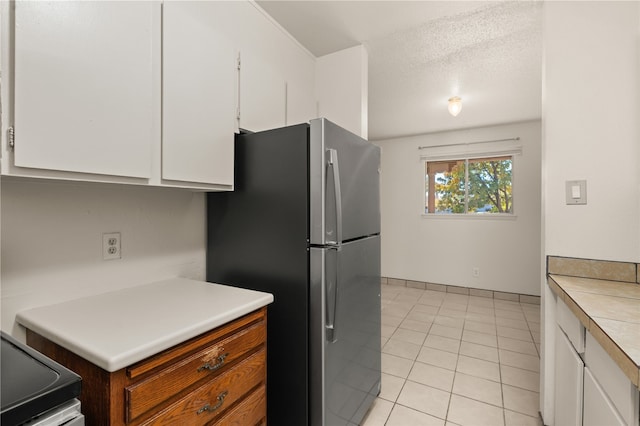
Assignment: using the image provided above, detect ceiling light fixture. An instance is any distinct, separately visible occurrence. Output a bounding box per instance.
[448,96,462,117]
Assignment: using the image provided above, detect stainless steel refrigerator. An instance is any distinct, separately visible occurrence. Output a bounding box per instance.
[206,118,381,426]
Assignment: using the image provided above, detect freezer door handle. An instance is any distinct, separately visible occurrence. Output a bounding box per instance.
[325,247,338,343]
[326,148,343,245]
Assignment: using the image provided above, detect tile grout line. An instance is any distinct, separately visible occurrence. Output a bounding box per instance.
[496,300,507,426]
[378,284,542,425]
[443,294,463,425]
[382,287,411,426]
[383,286,430,424]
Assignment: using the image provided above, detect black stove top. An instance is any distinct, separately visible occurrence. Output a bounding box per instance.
[1,331,81,426]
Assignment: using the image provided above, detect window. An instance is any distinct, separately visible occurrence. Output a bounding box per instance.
[425,155,513,214]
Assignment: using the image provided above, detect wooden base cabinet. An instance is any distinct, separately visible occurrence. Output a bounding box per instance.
[26,308,267,425]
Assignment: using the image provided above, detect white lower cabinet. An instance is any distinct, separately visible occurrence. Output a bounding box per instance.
[554,325,584,426]
[583,367,626,426]
[584,332,639,426]
[552,294,640,426]
[556,297,585,352]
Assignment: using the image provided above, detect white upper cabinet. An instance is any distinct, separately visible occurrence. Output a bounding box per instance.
[315,46,368,139]
[14,1,155,178]
[162,2,236,186]
[239,52,286,133]
[286,79,316,127]
[2,1,317,189]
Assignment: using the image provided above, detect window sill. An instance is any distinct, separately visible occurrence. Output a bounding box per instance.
[420,213,518,221]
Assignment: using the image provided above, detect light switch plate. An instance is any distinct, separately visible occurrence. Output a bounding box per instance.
[566,180,587,205]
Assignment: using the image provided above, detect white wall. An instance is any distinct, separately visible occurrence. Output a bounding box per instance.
[375,120,542,296]
[1,179,206,340]
[316,45,368,138]
[543,1,640,263]
[540,2,640,423]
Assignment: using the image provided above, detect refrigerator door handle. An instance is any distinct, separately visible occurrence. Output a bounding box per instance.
[326,149,343,245]
[325,247,338,343]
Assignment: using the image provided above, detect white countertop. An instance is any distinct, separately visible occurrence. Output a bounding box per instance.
[16,278,274,372]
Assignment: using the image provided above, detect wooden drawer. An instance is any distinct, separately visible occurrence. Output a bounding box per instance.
[24,307,268,426]
[126,320,266,422]
[127,309,266,380]
[212,385,266,426]
[140,349,266,425]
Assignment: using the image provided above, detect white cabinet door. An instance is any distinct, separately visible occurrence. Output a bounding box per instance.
[239,52,286,132]
[554,325,584,426]
[14,1,155,178]
[162,2,235,186]
[583,367,625,426]
[286,79,316,127]
[585,331,639,426]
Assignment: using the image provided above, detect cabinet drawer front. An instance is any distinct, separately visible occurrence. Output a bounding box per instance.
[127,309,266,380]
[126,321,266,422]
[556,297,585,353]
[140,349,266,426]
[212,385,266,426]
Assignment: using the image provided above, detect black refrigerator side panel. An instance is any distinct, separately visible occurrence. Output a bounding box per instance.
[206,124,310,426]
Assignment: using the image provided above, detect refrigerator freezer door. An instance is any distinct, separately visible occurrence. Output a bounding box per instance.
[310,118,381,245]
[310,236,381,426]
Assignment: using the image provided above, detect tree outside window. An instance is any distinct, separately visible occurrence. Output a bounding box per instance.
[425,155,513,214]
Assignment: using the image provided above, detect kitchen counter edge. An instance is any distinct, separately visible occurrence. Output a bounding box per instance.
[15,278,274,372]
[547,274,640,388]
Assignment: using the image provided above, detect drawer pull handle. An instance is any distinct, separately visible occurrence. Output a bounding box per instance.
[198,353,229,372]
[197,390,229,415]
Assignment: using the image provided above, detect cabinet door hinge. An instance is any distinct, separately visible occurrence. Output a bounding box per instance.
[236,53,241,123]
[8,126,15,150]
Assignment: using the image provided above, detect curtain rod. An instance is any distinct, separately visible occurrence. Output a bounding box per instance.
[418,137,520,150]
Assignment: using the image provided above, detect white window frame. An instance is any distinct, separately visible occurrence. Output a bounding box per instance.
[419,141,522,219]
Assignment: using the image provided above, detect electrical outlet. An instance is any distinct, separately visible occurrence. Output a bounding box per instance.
[103,232,121,260]
[472,267,480,278]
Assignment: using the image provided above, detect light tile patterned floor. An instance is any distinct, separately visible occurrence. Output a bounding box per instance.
[362,284,543,426]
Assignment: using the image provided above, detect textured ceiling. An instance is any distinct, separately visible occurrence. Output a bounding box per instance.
[257,1,543,140]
